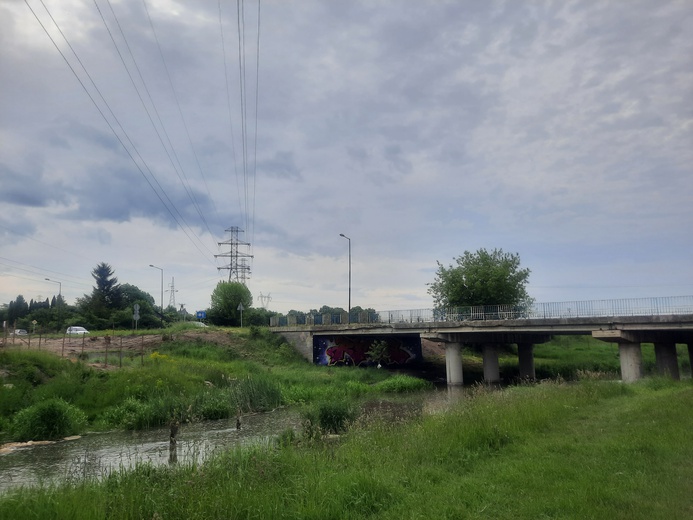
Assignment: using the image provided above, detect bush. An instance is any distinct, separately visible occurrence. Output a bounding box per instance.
[303,401,356,435]
[373,374,433,393]
[11,398,87,441]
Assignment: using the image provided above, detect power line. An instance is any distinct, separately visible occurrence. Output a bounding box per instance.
[28,0,216,266]
[141,0,220,225]
[96,0,218,257]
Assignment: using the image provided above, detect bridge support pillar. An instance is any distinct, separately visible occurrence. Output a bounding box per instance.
[654,342,680,380]
[483,344,500,384]
[618,342,643,383]
[517,343,535,380]
[445,342,464,386]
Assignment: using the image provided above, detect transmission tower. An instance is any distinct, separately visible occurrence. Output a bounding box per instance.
[215,226,253,283]
[258,292,272,309]
[166,277,178,309]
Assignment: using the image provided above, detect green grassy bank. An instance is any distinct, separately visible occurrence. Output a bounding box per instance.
[1,379,690,519]
[0,328,430,442]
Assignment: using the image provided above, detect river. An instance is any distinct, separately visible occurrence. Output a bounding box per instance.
[0,387,466,493]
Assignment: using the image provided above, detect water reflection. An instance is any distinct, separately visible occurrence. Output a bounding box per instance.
[0,387,467,493]
[0,408,301,493]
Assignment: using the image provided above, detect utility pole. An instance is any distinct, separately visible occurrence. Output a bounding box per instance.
[215,226,253,283]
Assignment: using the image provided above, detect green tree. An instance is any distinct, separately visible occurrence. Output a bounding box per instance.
[77,262,123,327]
[428,248,531,308]
[208,282,252,326]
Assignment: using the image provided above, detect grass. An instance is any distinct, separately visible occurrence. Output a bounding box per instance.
[0,329,429,442]
[1,379,690,518]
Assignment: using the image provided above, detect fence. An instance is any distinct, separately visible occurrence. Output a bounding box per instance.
[270,296,693,327]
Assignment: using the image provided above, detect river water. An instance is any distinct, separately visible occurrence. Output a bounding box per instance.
[0,387,466,493]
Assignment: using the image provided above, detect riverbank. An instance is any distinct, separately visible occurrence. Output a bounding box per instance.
[1,378,690,518]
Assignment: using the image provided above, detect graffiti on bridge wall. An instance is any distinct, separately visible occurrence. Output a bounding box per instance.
[313,334,422,366]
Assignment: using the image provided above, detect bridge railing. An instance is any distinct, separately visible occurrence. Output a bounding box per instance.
[269,296,693,327]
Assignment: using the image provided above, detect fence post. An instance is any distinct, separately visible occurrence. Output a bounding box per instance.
[119,336,123,368]
[62,335,65,357]
[141,335,144,366]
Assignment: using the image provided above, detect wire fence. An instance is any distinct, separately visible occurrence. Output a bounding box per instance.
[270,296,693,327]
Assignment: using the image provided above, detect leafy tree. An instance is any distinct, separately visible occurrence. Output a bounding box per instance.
[317,305,346,315]
[244,307,276,326]
[120,283,155,308]
[208,282,252,326]
[428,248,531,308]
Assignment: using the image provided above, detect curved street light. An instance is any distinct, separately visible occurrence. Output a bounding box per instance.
[339,233,351,324]
[44,277,61,298]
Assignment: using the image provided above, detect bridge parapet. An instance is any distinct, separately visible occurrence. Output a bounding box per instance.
[270,296,693,328]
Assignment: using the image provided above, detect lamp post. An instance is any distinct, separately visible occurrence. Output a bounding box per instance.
[339,233,351,323]
[149,264,164,328]
[45,278,63,332]
[44,278,61,298]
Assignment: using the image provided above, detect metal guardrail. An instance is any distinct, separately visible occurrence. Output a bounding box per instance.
[270,296,693,327]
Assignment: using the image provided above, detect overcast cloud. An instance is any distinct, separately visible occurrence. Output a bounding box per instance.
[1,0,691,315]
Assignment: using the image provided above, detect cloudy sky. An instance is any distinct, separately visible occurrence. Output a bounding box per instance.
[1,0,691,316]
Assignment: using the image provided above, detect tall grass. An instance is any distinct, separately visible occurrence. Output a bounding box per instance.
[1,380,690,519]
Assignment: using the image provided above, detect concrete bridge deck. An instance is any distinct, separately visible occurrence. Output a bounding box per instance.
[272,297,693,385]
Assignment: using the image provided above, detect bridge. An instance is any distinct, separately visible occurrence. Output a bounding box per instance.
[271,296,693,385]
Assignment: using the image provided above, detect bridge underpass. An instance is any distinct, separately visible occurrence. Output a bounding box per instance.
[272,298,693,384]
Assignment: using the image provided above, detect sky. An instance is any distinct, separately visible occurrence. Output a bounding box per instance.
[1,0,692,317]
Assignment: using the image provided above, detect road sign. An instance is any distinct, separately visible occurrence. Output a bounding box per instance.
[133,313,140,321]
[133,303,140,312]
[196,311,206,319]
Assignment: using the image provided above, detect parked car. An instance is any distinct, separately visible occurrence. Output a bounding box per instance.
[66,326,89,335]
[11,329,28,336]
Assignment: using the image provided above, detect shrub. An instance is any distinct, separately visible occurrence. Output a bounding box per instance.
[303,401,356,435]
[373,374,433,393]
[11,398,87,441]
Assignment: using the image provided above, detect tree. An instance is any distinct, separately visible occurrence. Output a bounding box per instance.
[208,282,252,326]
[77,262,123,326]
[428,248,531,308]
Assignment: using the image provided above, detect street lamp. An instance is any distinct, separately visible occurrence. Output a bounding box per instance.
[339,233,351,323]
[45,278,63,332]
[44,278,62,298]
[149,264,164,328]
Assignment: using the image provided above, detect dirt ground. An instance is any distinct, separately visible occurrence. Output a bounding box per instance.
[0,330,239,368]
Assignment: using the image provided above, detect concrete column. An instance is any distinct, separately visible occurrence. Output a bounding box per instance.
[445,342,464,386]
[482,344,501,384]
[517,343,536,380]
[654,342,680,380]
[618,342,643,383]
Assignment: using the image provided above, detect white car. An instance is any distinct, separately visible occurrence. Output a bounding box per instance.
[11,329,28,336]
[66,326,90,335]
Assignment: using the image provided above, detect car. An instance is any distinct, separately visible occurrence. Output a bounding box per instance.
[66,326,89,335]
[11,329,28,336]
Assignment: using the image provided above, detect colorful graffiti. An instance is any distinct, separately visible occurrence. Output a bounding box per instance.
[313,334,422,366]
